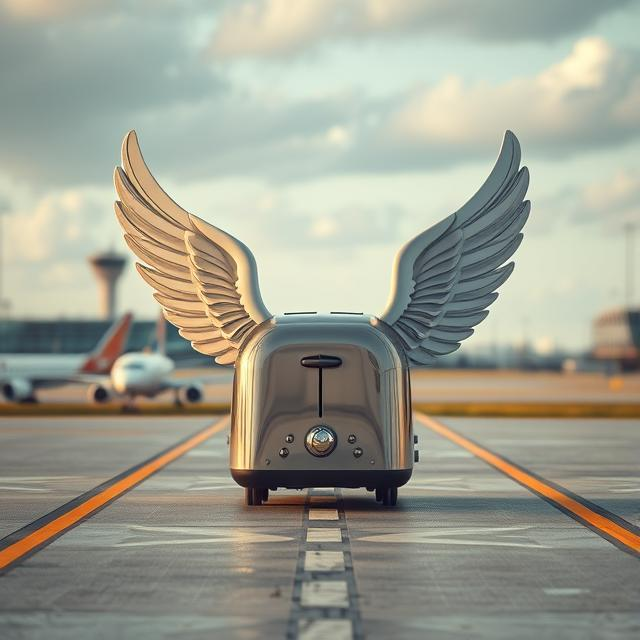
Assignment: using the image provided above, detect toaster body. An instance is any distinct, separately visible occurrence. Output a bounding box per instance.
[230,313,413,491]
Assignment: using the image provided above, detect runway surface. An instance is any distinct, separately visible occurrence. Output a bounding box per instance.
[0,415,638,639]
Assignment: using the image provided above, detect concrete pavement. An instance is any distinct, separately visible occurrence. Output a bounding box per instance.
[0,415,638,639]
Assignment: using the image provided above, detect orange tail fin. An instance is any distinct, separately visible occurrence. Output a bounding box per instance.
[80,313,133,373]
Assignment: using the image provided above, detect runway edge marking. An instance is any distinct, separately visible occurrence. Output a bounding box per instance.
[416,412,640,558]
[0,415,229,574]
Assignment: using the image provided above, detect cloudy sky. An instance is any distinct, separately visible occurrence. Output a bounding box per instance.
[1,0,639,352]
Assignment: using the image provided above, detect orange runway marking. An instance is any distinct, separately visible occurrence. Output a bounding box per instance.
[0,416,229,573]
[416,412,640,556]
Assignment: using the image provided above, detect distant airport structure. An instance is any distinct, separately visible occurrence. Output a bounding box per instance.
[88,250,127,320]
[593,307,640,370]
[0,318,209,366]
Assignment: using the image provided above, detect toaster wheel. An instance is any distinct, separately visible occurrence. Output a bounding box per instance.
[245,487,266,506]
[376,486,398,506]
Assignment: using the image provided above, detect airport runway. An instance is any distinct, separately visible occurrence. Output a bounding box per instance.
[0,415,638,639]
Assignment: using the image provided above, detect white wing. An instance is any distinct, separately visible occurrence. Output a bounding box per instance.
[113,131,271,366]
[380,131,530,366]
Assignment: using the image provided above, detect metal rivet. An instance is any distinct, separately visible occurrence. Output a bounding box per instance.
[265,458,271,466]
[279,447,289,458]
[353,447,363,458]
[347,434,356,444]
[285,434,294,443]
[369,459,375,465]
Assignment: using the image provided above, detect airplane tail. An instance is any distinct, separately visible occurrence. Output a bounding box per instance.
[79,312,133,374]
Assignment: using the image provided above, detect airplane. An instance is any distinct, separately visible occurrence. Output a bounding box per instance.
[85,315,206,405]
[0,313,133,403]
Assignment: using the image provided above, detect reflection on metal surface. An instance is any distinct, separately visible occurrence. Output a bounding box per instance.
[230,314,413,482]
[305,426,337,457]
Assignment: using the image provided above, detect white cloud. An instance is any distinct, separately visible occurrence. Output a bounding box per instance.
[305,204,406,245]
[0,0,105,21]
[0,2,638,189]
[325,125,351,147]
[212,0,338,58]
[537,168,640,228]
[384,37,640,154]
[581,170,640,222]
[210,0,633,59]
[239,191,407,248]
[5,187,117,263]
[0,5,223,187]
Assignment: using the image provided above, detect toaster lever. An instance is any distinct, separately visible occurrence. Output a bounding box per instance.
[300,355,342,368]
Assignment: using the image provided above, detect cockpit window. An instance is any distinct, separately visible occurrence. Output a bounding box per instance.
[123,362,145,370]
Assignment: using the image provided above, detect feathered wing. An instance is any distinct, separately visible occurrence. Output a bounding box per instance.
[380,130,530,366]
[113,131,271,366]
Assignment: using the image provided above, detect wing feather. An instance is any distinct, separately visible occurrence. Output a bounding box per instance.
[380,131,530,366]
[114,131,271,365]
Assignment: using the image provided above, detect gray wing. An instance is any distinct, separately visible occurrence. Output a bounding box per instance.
[379,131,530,366]
[113,131,271,366]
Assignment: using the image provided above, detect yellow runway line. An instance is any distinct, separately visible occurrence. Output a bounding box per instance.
[0,416,229,573]
[416,412,640,556]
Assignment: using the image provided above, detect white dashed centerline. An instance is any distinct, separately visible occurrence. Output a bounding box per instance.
[286,489,361,639]
[298,619,353,640]
[304,550,345,572]
[306,528,342,543]
[308,508,339,520]
[301,580,349,608]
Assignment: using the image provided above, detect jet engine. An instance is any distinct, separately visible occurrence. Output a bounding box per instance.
[177,384,203,404]
[2,378,35,402]
[88,383,112,404]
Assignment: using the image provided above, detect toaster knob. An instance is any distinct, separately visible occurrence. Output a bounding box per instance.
[305,425,337,457]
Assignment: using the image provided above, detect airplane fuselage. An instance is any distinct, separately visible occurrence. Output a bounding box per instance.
[0,355,87,383]
[110,352,175,396]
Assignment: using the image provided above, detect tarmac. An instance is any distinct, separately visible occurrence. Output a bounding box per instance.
[11,369,640,405]
[0,412,638,639]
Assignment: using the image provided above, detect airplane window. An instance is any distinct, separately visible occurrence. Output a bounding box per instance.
[123,362,145,370]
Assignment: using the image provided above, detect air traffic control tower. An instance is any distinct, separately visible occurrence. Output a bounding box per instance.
[88,250,127,320]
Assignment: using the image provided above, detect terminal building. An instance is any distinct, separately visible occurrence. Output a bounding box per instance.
[592,307,640,370]
[0,318,211,367]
